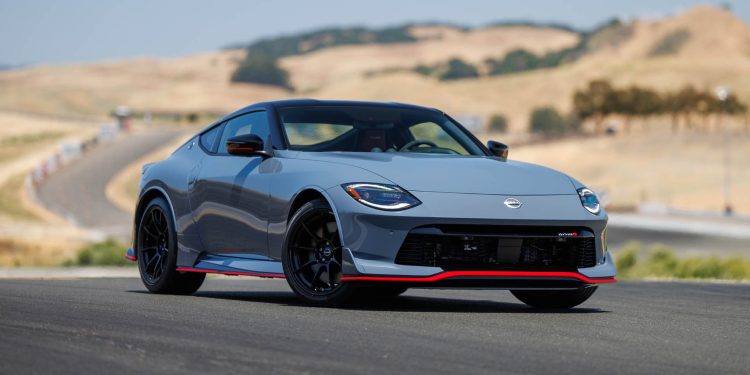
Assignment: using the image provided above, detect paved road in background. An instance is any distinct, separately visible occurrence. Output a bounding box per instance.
[607,225,749,254]
[36,130,181,239]
[0,278,747,374]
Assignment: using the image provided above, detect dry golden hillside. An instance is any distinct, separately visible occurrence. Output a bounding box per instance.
[0,24,577,119]
[0,50,287,117]
[281,25,579,91]
[312,6,750,132]
[0,5,748,134]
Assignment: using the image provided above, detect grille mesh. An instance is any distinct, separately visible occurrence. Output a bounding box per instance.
[395,231,597,270]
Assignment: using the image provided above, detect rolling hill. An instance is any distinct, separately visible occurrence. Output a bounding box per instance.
[2,6,749,134]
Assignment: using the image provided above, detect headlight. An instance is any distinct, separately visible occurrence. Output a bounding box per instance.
[578,188,601,215]
[342,183,421,211]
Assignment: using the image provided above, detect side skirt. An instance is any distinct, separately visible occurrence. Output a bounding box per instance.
[176,267,285,278]
[175,253,285,278]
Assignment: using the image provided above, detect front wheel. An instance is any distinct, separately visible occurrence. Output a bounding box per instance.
[136,197,205,294]
[282,198,358,306]
[511,286,598,309]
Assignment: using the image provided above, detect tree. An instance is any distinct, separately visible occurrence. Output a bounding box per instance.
[714,93,749,132]
[529,107,573,137]
[486,49,540,75]
[488,114,508,133]
[573,79,618,134]
[614,86,661,133]
[230,53,292,89]
[439,58,479,80]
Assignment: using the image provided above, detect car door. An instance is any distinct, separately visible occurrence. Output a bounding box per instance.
[189,111,272,256]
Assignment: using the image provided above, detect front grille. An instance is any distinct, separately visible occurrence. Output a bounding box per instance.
[395,227,597,270]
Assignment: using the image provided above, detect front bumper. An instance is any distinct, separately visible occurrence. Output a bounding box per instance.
[327,187,616,286]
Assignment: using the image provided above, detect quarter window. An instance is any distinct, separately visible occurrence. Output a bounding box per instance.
[199,125,221,152]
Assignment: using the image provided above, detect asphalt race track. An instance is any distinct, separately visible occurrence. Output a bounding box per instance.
[0,278,748,374]
[36,130,181,239]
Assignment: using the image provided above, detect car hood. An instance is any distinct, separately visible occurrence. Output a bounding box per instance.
[295,152,576,195]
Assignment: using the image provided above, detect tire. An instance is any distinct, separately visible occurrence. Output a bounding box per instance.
[511,286,598,309]
[282,198,358,306]
[136,197,205,295]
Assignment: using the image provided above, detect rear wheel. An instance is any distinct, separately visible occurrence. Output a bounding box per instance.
[511,286,597,309]
[137,197,205,294]
[282,199,357,306]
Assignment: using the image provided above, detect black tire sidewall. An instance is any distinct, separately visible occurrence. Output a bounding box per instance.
[137,197,180,293]
[282,198,356,305]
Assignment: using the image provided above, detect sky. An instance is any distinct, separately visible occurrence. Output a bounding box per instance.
[0,0,748,66]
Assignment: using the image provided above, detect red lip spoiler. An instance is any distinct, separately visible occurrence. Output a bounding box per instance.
[340,271,616,284]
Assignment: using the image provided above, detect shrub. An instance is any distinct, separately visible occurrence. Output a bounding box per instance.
[488,114,508,133]
[414,64,435,77]
[486,49,540,75]
[63,239,132,267]
[613,242,750,281]
[614,242,639,273]
[529,107,574,136]
[648,29,690,57]
[238,26,417,59]
[438,58,479,81]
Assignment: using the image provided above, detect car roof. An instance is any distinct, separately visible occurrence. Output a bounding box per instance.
[223,99,441,120]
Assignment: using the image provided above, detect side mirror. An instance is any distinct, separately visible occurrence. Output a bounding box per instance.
[487,140,509,160]
[226,134,271,157]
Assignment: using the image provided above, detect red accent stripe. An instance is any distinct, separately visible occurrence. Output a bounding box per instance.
[175,267,285,278]
[340,271,616,284]
[125,255,137,261]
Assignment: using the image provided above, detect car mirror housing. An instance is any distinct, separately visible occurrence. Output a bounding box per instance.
[487,140,509,160]
[226,134,272,157]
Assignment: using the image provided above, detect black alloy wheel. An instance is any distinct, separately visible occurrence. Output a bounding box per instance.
[138,205,170,284]
[137,197,205,294]
[283,199,357,305]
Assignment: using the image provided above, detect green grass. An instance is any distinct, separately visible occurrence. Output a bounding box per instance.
[63,239,133,267]
[615,242,750,281]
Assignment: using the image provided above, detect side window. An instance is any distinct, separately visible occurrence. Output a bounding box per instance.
[199,125,221,152]
[217,111,270,154]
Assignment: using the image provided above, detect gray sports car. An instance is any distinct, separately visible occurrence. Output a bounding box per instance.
[127,100,616,308]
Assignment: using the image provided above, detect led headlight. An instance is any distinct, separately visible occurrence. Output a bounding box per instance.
[578,188,601,215]
[342,183,421,211]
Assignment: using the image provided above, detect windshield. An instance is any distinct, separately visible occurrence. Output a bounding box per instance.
[278,105,485,156]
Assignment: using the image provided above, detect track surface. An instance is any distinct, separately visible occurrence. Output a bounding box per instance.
[0,278,748,374]
[36,130,180,238]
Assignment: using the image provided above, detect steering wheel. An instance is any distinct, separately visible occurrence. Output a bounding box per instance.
[400,140,438,152]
